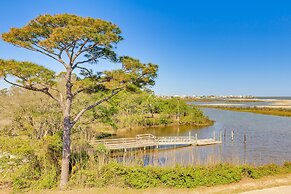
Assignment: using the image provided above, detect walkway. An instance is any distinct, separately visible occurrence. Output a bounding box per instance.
[91,133,221,151]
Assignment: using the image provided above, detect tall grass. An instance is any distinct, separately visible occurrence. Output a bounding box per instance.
[199,105,291,117]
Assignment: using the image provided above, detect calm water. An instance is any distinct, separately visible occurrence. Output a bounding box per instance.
[114,108,291,166]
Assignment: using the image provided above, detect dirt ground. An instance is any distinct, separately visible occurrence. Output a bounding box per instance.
[241,185,291,194]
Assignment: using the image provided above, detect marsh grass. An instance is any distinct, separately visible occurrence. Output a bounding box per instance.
[199,105,291,117]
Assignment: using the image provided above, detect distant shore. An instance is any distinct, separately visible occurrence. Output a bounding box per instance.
[199,105,291,117]
[194,98,291,109]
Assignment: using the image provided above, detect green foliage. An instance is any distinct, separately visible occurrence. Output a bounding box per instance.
[1,14,158,100]
[1,14,122,53]
[121,56,158,88]
[123,168,160,189]
[35,168,58,189]
[68,162,291,190]
[0,13,161,188]
[157,165,241,188]
[0,59,56,87]
[94,144,109,155]
[2,90,62,138]
[66,90,213,131]
[0,87,212,191]
[0,132,62,190]
[240,163,290,179]
[108,93,213,128]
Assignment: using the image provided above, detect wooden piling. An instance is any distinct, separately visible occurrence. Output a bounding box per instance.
[213,130,216,141]
[231,130,234,141]
[244,129,246,144]
[219,130,222,142]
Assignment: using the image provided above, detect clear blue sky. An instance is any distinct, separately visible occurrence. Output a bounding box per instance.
[1,0,291,96]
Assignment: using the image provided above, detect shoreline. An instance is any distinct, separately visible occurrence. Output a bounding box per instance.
[199,105,291,117]
[190,99,291,110]
[98,120,214,138]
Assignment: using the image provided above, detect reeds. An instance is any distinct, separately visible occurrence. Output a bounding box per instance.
[103,145,246,167]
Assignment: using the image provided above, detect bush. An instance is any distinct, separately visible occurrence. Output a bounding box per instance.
[124,167,161,188]
[5,158,291,190]
[158,165,241,188]
[35,168,58,189]
[69,163,241,189]
[91,162,291,189]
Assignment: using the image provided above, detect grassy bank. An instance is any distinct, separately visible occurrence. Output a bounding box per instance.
[199,105,291,117]
[3,172,291,194]
[3,162,291,192]
[68,162,291,189]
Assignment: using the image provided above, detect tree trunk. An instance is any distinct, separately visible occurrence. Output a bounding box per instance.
[60,68,73,189]
[60,117,71,189]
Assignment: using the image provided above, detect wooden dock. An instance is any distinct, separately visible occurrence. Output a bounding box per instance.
[91,134,222,151]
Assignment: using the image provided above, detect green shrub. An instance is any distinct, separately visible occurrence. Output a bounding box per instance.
[12,162,40,190]
[158,165,241,188]
[124,167,160,188]
[35,168,58,189]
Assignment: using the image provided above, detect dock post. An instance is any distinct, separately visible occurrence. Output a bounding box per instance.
[244,129,246,144]
[213,130,216,141]
[219,130,222,142]
[189,131,191,141]
[224,129,226,140]
[231,130,234,141]
[195,133,198,144]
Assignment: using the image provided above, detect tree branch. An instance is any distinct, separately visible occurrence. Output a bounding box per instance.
[71,38,91,63]
[72,84,103,97]
[72,89,123,125]
[3,77,62,106]
[69,40,77,64]
[74,65,93,76]
[28,43,68,67]
[72,87,90,97]
[72,57,97,69]
[37,83,65,109]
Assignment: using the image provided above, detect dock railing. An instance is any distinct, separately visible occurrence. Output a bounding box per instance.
[91,133,221,151]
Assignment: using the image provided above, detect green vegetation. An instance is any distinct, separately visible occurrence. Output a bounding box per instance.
[2,151,291,191]
[1,13,158,187]
[0,87,212,191]
[199,105,291,117]
[0,87,212,136]
[109,92,213,129]
[0,101,289,192]
[70,162,291,189]
[0,12,211,188]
